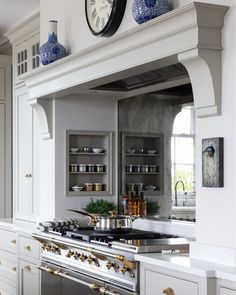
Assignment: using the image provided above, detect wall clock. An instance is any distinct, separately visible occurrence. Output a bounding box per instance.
[85,0,127,37]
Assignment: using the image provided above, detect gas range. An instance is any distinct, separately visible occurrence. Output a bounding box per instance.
[34,219,190,294]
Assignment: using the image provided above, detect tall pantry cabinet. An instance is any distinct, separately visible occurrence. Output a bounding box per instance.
[0,55,12,218]
[5,12,41,222]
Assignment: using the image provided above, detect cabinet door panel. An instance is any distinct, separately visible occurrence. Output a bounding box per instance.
[0,103,6,217]
[219,287,236,295]
[19,260,40,295]
[145,270,198,295]
[15,87,33,219]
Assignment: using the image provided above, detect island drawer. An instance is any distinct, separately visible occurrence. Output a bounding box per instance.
[145,269,198,295]
[0,250,17,283]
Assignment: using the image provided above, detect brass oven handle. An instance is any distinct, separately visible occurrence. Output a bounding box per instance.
[163,287,175,295]
[37,265,120,295]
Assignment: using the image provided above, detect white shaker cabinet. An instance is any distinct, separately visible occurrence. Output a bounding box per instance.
[19,260,40,295]
[140,262,216,295]
[13,84,40,221]
[0,56,12,218]
[218,280,236,295]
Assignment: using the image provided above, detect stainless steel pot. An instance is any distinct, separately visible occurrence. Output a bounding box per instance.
[68,209,138,233]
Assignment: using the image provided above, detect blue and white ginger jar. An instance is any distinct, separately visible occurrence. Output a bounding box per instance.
[132,0,170,24]
[39,20,66,65]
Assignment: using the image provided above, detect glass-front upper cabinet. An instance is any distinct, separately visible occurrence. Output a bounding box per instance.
[15,33,40,83]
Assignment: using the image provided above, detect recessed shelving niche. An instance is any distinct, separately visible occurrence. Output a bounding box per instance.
[66,130,113,196]
[121,132,163,196]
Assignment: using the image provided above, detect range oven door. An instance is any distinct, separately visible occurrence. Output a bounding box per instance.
[39,262,138,295]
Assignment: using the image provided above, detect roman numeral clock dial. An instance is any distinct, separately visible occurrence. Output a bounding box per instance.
[85,0,127,37]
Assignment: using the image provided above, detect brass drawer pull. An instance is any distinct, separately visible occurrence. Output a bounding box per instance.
[11,239,17,244]
[24,245,31,251]
[25,265,31,271]
[163,288,175,295]
[12,266,17,272]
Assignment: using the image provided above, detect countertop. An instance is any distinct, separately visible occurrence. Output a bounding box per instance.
[135,252,236,282]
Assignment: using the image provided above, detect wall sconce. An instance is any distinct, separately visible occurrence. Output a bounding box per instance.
[202,138,224,187]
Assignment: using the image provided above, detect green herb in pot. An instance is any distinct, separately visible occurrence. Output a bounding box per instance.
[83,199,116,215]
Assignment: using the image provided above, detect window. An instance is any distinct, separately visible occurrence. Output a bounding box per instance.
[171,105,195,193]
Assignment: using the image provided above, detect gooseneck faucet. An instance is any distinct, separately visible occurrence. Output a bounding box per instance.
[174,180,186,206]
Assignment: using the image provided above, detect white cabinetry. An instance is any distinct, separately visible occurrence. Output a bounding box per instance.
[18,234,41,295]
[140,262,215,295]
[0,56,12,218]
[218,279,236,295]
[0,226,17,295]
[13,85,40,221]
[5,11,41,222]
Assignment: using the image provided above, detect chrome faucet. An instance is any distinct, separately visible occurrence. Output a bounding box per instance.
[174,180,186,206]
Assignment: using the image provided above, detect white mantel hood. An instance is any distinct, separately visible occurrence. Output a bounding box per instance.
[23,2,228,139]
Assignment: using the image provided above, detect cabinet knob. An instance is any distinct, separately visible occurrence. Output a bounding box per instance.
[24,245,31,251]
[11,239,17,245]
[163,288,175,295]
[12,266,17,272]
[25,265,31,271]
[28,173,32,178]
[25,173,29,178]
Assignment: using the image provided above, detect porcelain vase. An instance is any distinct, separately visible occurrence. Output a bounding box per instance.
[39,20,66,65]
[132,0,170,24]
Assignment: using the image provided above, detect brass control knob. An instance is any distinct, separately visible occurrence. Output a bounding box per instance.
[120,265,129,274]
[51,246,59,253]
[80,254,86,262]
[87,255,94,264]
[106,261,113,270]
[42,243,47,250]
[66,250,74,258]
[45,245,52,252]
[113,263,119,271]
[73,252,80,260]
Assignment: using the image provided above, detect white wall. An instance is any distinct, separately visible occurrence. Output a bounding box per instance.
[39,0,236,257]
[53,94,118,219]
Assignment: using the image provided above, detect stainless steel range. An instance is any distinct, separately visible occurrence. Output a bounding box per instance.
[33,219,190,295]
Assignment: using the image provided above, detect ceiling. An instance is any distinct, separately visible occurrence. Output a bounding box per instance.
[0,0,39,51]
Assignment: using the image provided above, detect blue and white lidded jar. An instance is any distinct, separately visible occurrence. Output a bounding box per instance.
[132,0,170,24]
[39,20,67,65]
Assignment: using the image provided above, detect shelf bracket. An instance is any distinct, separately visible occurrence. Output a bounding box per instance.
[29,98,52,139]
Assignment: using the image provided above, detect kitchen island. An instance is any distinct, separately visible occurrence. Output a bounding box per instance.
[136,252,236,295]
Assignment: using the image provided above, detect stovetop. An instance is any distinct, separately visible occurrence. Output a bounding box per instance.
[65,227,178,242]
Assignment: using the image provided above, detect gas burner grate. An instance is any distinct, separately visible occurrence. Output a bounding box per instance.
[65,228,178,242]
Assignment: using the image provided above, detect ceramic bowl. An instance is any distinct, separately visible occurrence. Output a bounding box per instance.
[70,147,79,153]
[92,148,104,153]
[147,150,157,154]
[145,185,156,191]
[126,149,136,154]
[71,186,83,192]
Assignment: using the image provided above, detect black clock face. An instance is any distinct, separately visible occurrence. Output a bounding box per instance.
[85,0,127,37]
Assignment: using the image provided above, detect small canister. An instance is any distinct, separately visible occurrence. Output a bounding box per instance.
[70,164,78,172]
[126,164,133,173]
[134,165,141,173]
[78,164,86,172]
[149,165,157,173]
[94,183,103,191]
[96,164,105,172]
[87,164,95,172]
[141,165,149,173]
[84,183,93,191]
